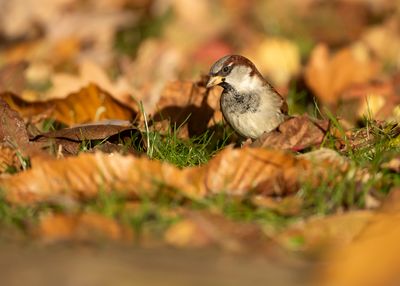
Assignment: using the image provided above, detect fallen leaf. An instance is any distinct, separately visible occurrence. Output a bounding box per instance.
[35,120,135,141]
[251,115,329,151]
[119,39,182,113]
[203,147,309,197]
[0,61,28,94]
[297,148,348,168]
[0,97,54,166]
[46,84,136,126]
[165,211,270,253]
[92,141,137,155]
[0,92,50,121]
[317,189,400,286]
[164,218,212,248]
[338,78,400,122]
[0,147,312,204]
[0,97,49,163]
[37,212,133,242]
[0,145,21,173]
[0,97,30,150]
[362,17,400,69]
[42,61,138,110]
[277,211,373,253]
[2,84,136,126]
[151,80,222,138]
[304,43,381,106]
[33,120,139,156]
[340,122,400,152]
[250,37,300,87]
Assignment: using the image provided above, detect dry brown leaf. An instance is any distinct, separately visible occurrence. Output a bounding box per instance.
[151,80,222,138]
[37,212,133,242]
[0,97,30,150]
[165,211,270,253]
[249,37,300,87]
[0,61,28,95]
[0,97,48,162]
[304,43,381,106]
[297,148,349,168]
[0,145,21,173]
[36,120,135,141]
[0,96,55,165]
[33,120,139,156]
[45,84,136,126]
[362,17,400,69]
[0,152,179,204]
[251,115,329,151]
[0,147,313,205]
[41,61,138,111]
[317,189,400,286]
[0,92,50,121]
[2,84,136,126]
[339,122,400,153]
[164,219,213,248]
[278,211,373,253]
[337,75,400,123]
[203,147,310,197]
[119,39,182,113]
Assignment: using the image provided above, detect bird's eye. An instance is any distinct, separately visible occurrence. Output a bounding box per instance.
[222,66,229,73]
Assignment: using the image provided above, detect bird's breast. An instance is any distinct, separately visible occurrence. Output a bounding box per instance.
[220,90,285,139]
[220,90,260,114]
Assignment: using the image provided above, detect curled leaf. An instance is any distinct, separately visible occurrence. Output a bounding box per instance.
[251,115,329,151]
[0,147,312,204]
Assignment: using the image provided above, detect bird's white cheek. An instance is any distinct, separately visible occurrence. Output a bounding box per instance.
[228,73,263,94]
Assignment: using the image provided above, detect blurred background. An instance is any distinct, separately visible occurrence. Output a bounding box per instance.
[1,1,400,285]
[1,0,399,124]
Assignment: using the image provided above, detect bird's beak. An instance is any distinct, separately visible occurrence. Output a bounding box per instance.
[206,75,224,88]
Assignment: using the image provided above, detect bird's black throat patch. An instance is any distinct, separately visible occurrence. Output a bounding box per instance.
[220,84,260,114]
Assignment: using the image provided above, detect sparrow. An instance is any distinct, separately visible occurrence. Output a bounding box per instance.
[206,55,288,140]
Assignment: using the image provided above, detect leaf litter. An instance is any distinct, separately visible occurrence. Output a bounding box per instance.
[0,1,399,285]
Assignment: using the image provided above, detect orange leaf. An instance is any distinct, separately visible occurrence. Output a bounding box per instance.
[151,80,222,138]
[165,212,269,253]
[38,213,133,242]
[0,147,313,204]
[317,190,400,286]
[203,147,308,196]
[2,84,136,126]
[304,43,380,106]
[251,115,329,151]
[278,211,372,252]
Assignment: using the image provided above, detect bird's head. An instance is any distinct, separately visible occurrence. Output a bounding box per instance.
[206,55,264,92]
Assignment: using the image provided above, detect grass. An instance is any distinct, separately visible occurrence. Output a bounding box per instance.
[191,194,296,231]
[1,103,400,243]
[0,192,41,234]
[298,114,400,215]
[145,128,231,168]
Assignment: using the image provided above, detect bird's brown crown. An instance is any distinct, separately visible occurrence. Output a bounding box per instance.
[209,55,262,78]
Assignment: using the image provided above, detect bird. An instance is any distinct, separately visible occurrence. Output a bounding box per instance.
[206,55,288,140]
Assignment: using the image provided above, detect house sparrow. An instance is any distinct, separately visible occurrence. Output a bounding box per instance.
[206,55,288,140]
